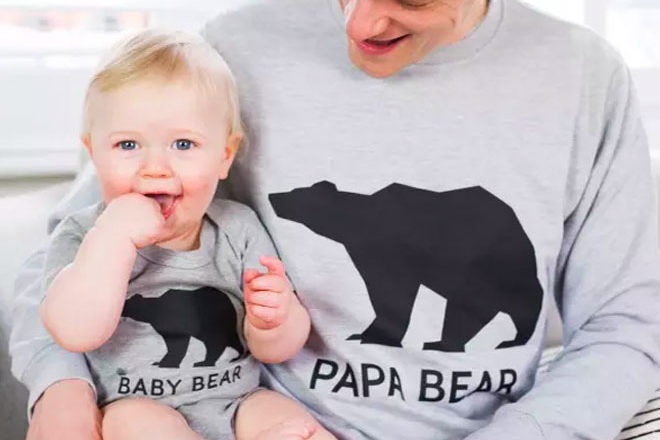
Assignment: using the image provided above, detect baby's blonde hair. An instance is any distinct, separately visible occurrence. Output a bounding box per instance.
[82,28,243,137]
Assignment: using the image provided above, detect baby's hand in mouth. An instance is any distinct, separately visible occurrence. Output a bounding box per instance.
[143,192,180,219]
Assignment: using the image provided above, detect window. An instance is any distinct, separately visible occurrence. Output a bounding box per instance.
[524,0,660,157]
[1,0,658,177]
[0,0,252,177]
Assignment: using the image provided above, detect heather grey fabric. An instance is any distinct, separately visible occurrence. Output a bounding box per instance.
[7,0,660,439]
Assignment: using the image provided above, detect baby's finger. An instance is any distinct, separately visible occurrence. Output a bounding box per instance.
[248,304,281,324]
[259,255,286,277]
[248,274,289,293]
[243,269,261,286]
[246,290,283,308]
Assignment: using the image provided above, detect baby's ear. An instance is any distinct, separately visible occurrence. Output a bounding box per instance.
[218,132,243,180]
[81,134,93,157]
[226,132,243,157]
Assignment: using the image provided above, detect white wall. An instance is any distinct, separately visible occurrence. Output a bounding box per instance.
[0,0,256,177]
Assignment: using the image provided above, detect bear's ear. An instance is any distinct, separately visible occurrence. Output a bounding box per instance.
[311,181,337,192]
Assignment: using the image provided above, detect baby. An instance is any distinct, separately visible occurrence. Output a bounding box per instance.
[38,29,336,440]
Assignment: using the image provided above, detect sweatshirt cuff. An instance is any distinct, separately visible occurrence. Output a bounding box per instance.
[464,408,546,440]
[21,344,96,421]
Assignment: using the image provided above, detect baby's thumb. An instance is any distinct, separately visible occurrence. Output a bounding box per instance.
[243,268,260,286]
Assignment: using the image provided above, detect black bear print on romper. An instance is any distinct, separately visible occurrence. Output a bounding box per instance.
[122,287,245,368]
[269,182,543,352]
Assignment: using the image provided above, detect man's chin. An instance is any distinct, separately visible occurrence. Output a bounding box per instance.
[348,48,408,78]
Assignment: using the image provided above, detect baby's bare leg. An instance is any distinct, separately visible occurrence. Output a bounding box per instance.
[101,397,206,440]
[235,390,337,440]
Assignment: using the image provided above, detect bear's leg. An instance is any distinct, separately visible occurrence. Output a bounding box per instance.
[193,345,223,368]
[423,302,497,352]
[495,308,538,349]
[192,334,230,367]
[228,331,246,362]
[193,327,244,367]
[347,277,418,347]
[154,335,191,368]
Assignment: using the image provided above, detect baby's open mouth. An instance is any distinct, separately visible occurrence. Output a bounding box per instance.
[144,193,180,219]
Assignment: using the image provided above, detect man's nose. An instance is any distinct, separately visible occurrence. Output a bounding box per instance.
[344,0,391,42]
[139,148,173,178]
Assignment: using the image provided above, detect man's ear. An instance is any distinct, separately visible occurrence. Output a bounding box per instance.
[218,132,243,180]
[81,134,93,158]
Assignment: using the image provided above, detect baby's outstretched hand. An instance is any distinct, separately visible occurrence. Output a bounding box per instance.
[244,256,294,330]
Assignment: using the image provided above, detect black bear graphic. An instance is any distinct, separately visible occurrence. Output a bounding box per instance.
[122,287,245,368]
[269,182,543,352]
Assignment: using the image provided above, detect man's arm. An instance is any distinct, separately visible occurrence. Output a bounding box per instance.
[9,163,102,418]
[465,64,660,439]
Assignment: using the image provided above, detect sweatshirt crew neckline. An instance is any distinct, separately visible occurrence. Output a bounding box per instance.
[327,0,504,66]
[136,216,216,269]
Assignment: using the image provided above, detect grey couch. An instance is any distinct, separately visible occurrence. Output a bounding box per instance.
[1,159,659,440]
[0,182,71,440]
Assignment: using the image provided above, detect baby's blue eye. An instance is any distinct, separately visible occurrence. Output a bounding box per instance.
[118,140,137,151]
[173,139,194,150]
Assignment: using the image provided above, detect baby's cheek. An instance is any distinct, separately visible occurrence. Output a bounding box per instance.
[98,169,135,202]
[182,172,220,206]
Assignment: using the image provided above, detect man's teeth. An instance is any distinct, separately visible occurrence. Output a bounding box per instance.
[369,39,394,46]
[367,36,406,46]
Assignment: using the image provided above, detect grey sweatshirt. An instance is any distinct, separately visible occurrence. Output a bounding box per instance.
[10,0,660,439]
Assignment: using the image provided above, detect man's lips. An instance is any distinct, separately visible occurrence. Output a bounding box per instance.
[144,193,181,219]
[356,35,409,55]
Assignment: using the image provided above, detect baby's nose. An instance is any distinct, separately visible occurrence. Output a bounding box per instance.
[139,150,173,178]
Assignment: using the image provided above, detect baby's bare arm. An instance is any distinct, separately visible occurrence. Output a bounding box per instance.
[243,256,311,363]
[40,193,166,352]
[244,294,311,363]
[40,225,137,352]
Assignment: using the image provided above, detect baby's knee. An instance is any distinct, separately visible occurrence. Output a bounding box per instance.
[102,397,189,440]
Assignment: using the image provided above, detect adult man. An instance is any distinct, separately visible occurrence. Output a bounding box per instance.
[11,0,660,439]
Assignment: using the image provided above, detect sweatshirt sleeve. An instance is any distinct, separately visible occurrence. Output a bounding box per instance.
[241,208,279,279]
[465,62,660,440]
[8,164,102,419]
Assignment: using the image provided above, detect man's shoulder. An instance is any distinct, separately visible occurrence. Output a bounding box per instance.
[201,0,336,57]
[505,0,625,71]
[496,0,627,91]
